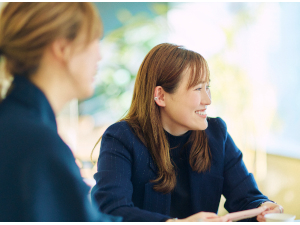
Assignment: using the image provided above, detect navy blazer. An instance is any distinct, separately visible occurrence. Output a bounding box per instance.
[0,76,120,222]
[91,118,270,222]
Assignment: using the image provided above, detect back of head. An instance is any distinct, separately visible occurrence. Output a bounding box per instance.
[0,2,102,100]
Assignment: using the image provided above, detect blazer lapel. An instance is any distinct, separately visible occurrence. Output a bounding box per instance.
[146,155,171,215]
[188,166,205,214]
[188,166,224,214]
[149,156,158,174]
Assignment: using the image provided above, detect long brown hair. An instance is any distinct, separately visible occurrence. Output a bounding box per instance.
[94,43,211,194]
[0,2,102,101]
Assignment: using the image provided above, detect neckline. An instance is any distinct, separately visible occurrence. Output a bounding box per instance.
[164,130,192,138]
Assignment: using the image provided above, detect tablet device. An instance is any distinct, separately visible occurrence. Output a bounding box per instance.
[223,206,268,222]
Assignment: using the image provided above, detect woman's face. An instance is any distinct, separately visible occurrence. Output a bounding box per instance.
[159,67,211,136]
[67,38,101,99]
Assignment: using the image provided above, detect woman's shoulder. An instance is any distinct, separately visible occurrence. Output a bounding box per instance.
[102,121,137,142]
[24,122,69,153]
[207,117,227,129]
[0,116,72,166]
[206,117,228,140]
[101,121,148,156]
[104,120,132,135]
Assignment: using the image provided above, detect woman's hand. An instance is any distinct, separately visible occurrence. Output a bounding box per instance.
[166,212,231,222]
[256,202,284,222]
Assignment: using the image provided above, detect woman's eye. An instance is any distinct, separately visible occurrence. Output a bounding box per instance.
[206,86,210,89]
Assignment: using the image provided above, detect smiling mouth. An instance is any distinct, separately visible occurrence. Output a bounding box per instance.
[195,110,207,116]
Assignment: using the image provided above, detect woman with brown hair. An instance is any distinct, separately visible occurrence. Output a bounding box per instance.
[0,2,120,222]
[91,43,283,222]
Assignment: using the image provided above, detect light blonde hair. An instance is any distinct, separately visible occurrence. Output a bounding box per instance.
[0,2,102,101]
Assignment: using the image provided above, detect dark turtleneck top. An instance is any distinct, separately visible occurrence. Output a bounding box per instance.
[165,130,192,219]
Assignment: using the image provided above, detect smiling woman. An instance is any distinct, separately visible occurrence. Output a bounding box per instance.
[0,2,120,222]
[156,66,211,135]
[91,43,283,222]
[128,43,213,193]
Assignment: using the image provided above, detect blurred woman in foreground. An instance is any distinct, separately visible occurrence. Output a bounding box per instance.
[0,2,120,222]
[91,43,283,222]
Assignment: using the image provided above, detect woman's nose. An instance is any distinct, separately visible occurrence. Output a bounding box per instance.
[201,89,211,105]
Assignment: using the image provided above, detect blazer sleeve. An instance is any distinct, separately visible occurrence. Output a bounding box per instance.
[91,131,171,222]
[217,118,270,214]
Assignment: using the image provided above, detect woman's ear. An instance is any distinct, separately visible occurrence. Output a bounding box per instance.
[50,38,72,63]
[154,86,166,107]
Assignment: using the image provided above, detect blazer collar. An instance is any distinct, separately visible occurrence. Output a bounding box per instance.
[9,75,57,131]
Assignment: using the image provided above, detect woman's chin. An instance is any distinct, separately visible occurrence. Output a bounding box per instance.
[78,88,94,100]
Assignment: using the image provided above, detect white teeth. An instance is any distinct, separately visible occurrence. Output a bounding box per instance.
[196,111,207,115]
